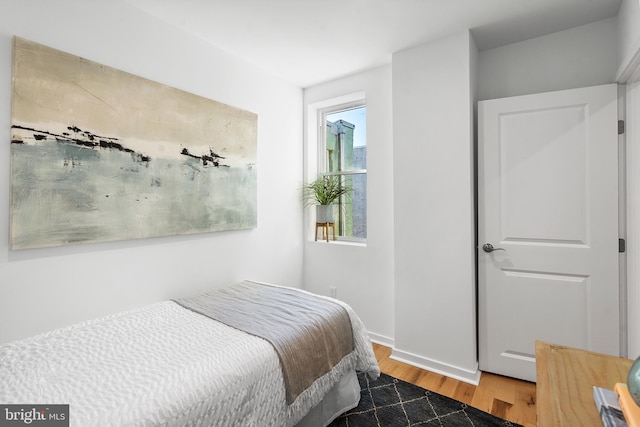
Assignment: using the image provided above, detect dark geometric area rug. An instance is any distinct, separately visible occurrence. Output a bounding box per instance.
[329,372,522,427]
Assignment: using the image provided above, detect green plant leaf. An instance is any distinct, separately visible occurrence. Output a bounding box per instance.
[302,175,351,206]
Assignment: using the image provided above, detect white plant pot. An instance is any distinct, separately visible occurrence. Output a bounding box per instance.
[316,205,334,223]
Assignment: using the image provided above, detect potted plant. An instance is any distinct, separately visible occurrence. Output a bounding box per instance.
[303,175,350,223]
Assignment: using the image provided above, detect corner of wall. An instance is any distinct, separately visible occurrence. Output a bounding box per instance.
[392,30,478,377]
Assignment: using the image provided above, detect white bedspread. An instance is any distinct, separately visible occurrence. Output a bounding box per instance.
[0,291,379,426]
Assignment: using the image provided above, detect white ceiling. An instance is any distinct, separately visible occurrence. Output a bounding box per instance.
[124,0,622,88]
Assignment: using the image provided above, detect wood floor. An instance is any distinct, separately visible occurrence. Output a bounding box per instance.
[373,343,537,427]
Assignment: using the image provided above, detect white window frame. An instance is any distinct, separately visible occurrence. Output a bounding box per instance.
[306,92,367,243]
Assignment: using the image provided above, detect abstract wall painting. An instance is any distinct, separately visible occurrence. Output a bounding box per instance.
[10,37,257,250]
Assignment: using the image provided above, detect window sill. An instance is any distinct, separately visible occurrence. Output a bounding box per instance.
[310,239,367,248]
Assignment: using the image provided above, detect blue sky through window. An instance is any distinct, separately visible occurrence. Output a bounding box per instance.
[327,106,366,147]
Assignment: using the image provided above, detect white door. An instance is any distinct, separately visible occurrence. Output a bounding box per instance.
[478,84,620,382]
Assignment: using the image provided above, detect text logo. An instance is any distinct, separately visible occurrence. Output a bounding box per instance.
[0,405,68,426]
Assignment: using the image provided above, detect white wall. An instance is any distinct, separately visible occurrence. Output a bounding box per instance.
[618,0,640,78]
[302,65,395,345]
[392,31,479,383]
[477,17,618,101]
[0,0,303,343]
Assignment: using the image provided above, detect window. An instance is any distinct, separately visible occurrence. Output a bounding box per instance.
[319,102,366,241]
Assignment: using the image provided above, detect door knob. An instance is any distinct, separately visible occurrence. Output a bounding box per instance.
[482,243,506,253]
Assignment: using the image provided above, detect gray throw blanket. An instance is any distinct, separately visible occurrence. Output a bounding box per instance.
[173,281,355,404]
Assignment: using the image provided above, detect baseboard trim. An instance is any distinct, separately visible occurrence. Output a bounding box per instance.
[369,332,394,348]
[390,348,482,386]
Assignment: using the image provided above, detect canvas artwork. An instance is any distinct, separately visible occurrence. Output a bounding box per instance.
[10,37,257,250]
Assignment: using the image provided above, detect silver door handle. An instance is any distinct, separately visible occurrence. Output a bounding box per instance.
[482,243,506,253]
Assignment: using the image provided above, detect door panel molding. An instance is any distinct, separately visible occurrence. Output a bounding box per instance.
[478,84,620,382]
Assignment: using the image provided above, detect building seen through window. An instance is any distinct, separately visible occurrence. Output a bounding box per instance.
[324,106,366,240]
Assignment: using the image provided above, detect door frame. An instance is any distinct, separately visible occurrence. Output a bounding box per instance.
[618,45,640,359]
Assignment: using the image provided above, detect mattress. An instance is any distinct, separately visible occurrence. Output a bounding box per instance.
[0,286,379,426]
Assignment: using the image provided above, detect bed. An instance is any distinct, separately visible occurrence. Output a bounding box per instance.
[0,281,380,426]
